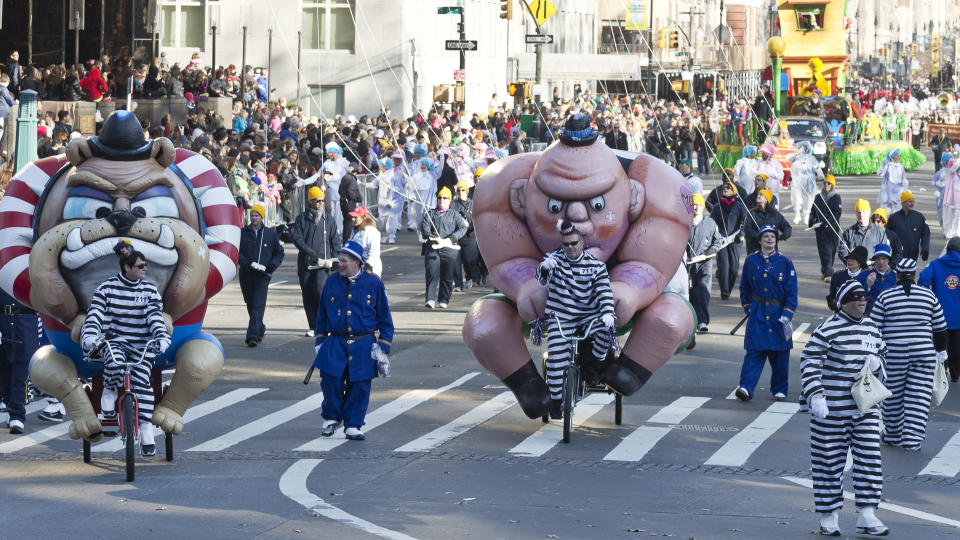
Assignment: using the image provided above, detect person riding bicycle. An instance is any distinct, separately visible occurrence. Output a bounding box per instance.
[80,240,171,456]
[536,220,616,419]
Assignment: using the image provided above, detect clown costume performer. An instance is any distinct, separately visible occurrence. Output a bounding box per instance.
[787,141,824,224]
[877,149,908,214]
[733,145,758,195]
[408,158,439,233]
[755,143,785,206]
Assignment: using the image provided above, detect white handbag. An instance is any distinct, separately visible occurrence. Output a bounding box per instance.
[851,360,892,414]
[933,361,950,407]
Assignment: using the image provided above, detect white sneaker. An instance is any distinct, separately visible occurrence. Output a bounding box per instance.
[387,237,396,244]
[773,392,786,401]
[304,329,315,337]
[856,505,888,536]
[425,300,436,309]
[345,427,365,440]
[101,387,118,415]
[819,510,840,536]
[438,302,448,309]
[8,419,24,434]
[140,421,156,446]
[465,280,473,289]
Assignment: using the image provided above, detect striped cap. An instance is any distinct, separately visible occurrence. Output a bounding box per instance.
[896,258,917,273]
[837,279,866,306]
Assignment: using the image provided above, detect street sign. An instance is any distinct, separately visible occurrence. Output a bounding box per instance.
[525,34,554,44]
[527,0,557,27]
[692,65,702,71]
[675,51,689,57]
[445,40,478,51]
[453,69,465,82]
[437,6,462,14]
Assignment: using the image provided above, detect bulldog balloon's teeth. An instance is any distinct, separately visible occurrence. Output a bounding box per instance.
[158,224,175,249]
[67,228,84,252]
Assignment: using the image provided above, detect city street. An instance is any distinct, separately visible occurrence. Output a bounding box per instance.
[3,152,960,539]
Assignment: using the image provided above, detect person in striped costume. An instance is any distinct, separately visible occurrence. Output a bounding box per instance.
[536,220,615,419]
[800,279,889,537]
[81,241,171,456]
[871,258,948,451]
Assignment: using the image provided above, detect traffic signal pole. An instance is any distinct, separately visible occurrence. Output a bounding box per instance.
[459,8,466,71]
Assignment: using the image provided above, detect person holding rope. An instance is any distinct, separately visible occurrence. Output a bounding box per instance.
[238,204,285,347]
[536,220,616,419]
[420,187,468,309]
[687,193,724,333]
[743,189,791,253]
[290,187,340,337]
[809,174,843,282]
[838,199,888,261]
[708,180,748,300]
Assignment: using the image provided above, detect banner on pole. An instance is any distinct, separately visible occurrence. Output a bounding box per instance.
[624,0,649,32]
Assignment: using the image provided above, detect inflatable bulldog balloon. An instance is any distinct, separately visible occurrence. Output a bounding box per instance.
[0,111,240,441]
[463,114,696,418]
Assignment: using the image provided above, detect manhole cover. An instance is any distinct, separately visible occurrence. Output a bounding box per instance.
[668,424,740,432]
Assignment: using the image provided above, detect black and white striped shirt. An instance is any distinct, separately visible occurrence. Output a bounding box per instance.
[800,311,887,416]
[537,249,615,323]
[81,273,168,356]
[871,285,946,360]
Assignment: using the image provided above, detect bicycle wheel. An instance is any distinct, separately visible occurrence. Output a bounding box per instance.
[562,366,579,444]
[614,393,623,425]
[122,393,136,482]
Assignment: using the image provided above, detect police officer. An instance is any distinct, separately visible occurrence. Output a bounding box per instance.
[0,289,40,434]
[809,175,843,282]
[735,225,799,401]
[886,191,931,262]
[238,204,285,347]
[420,186,468,309]
[865,243,897,314]
[687,193,723,332]
[291,187,340,336]
[313,240,395,441]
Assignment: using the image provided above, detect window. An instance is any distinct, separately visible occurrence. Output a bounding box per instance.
[302,1,355,51]
[794,6,826,31]
[309,85,344,117]
[160,0,205,48]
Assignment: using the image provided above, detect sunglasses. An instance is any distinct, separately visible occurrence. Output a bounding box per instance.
[134,263,148,269]
[562,240,581,247]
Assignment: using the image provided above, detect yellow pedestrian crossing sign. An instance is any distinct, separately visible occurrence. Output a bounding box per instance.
[527,0,557,27]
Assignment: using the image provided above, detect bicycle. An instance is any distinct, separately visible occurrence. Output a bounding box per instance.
[82,335,169,481]
[539,314,623,443]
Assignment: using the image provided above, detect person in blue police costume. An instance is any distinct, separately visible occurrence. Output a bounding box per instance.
[0,289,40,434]
[735,224,799,401]
[312,240,394,441]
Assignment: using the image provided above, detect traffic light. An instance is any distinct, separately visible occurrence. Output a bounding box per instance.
[499,0,512,20]
[669,30,680,49]
[657,28,666,49]
[911,43,917,58]
[508,82,520,97]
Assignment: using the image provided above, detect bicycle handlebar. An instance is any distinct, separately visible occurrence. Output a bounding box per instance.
[85,337,161,367]
[549,313,598,341]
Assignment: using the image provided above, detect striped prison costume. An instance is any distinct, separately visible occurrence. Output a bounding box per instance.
[536,249,615,401]
[872,284,947,450]
[800,310,887,513]
[81,274,170,424]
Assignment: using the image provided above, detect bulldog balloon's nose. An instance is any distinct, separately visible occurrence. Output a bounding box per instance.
[106,210,139,235]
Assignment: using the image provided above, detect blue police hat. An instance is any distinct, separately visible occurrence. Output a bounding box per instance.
[758,224,777,239]
[872,243,891,258]
[339,240,365,263]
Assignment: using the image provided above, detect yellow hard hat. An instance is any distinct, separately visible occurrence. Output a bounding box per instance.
[824,174,836,186]
[692,193,705,205]
[759,189,773,203]
[438,186,452,199]
[900,190,915,203]
[755,174,768,182]
[308,186,325,200]
[872,208,888,223]
[250,204,266,218]
[854,199,871,212]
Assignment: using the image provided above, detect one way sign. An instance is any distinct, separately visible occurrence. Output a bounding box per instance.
[445,40,478,51]
[525,34,554,44]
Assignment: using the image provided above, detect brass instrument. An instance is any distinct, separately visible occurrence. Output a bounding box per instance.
[938,92,952,109]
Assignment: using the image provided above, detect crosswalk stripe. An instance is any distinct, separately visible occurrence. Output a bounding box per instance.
[791,322,811,341]
[395,391,517,453]
[92,388,269,453]
[0,399,49,425]
[295,372,479,452]
[604,396,710,462]
[704,401,799,467]
[509,393,615,457]
[187,391,325,452]
[919,427,960,477]
[0,423,70,454]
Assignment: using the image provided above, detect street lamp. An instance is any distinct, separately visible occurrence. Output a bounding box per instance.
[767,36,786,117]
[209,3,221,69]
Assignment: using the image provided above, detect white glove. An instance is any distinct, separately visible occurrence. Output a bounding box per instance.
[937,350,949,364]
[869,355,882,373]
[315,344,321,355]
[157,338,170,354]
[539,256,557,274]
[250,262,266,272]
[82,336,97,353]
[779,315,793,340]
[601,313,616,329]
[810,394,830,419]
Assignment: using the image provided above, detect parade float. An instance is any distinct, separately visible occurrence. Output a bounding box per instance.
[714,0,924,176]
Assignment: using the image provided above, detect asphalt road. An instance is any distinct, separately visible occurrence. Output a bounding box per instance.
[3,150,960,539]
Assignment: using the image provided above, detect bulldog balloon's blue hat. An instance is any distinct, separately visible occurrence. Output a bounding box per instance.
[87,110,154,161]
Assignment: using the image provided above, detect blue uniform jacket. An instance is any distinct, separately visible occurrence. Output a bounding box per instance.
[919,251,960,329]
[313,272,394,382]
[740,250,798,351]
[238,224,285,274]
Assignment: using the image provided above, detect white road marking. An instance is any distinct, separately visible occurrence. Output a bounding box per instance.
[919,427,960,477]
[380,247,399,253]
[394,391,516,453]
[0,399,50,424]
[604,396,709,462]
[187,391,325,452]
[509,393,615,457]
[726,388,739,400]
[781,476,960,528]
[295,373,479,452]
[268,280,288,288]
[93,388,268,453]
[791,322,811,342]
[0,423,70,454]
[705,401,799,467]
[280,458,419,540]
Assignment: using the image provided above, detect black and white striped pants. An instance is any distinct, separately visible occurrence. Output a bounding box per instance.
[882,355,935,450]
[809,413,883,513]
[103,349,155,425]
[545,320,612,401]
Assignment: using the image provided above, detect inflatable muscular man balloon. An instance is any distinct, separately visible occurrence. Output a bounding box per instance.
[0,111,240,441]
[463,114,696,418]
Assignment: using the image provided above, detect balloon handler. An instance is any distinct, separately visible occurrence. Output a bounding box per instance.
[0,111,241,441]
[463,114,697,419]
